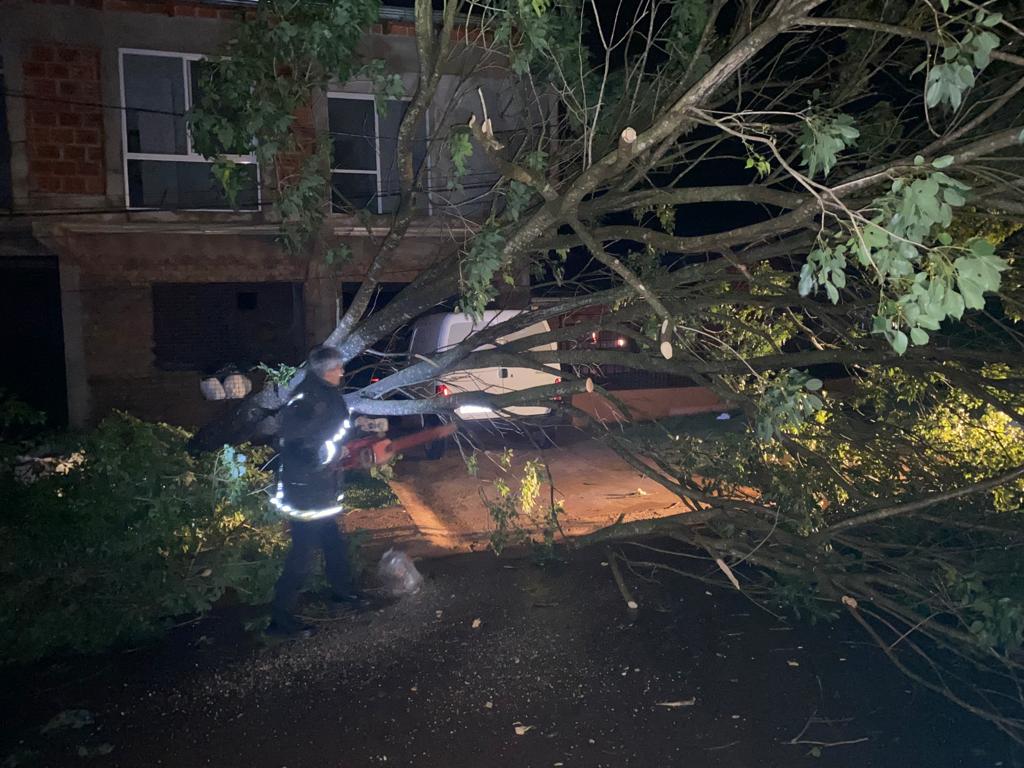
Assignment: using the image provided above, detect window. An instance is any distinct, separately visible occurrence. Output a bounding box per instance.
[328,94,428,214]
[0,54,12,209]
[120,50,258,210]
[152,282,304,372]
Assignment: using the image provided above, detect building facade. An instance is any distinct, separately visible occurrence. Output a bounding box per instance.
[1,0,517,427]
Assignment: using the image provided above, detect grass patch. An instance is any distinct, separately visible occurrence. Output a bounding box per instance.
[345,473,400,509]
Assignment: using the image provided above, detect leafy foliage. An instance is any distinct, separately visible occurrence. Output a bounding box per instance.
[921,15,1001,111]
[458,221,507,318]
[0,414,288,661]
[755,370,824,441]
[256,362,299,387]
[798,112,860,178]
[481,450,561,555]
[188,0,380,251]
[0,389,46,444]
[800,162,1008,353]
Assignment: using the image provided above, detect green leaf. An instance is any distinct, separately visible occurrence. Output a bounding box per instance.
[892,330,909,355]
[970,238,996,258]
[805,378,823,391]
[914,155,925,166]
[825,282,839,304]
[910,327,929,346]
[944,188,966,207]
[932,155,954,169]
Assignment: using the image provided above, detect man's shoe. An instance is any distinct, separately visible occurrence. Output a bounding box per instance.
[265,616,318,639]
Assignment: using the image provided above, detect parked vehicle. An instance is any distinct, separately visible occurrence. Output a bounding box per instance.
[406,310,562,456]
[408,309,561,418]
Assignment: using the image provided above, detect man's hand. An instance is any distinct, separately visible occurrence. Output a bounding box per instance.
[354,416,388,434]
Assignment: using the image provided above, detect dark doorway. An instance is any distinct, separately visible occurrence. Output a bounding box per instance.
[0,257,68,425]
[151,282,306,374]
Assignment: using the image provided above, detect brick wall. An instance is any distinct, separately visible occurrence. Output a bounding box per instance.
[30,0,246,20]
[274,102,316,185]
[22,44,105,196]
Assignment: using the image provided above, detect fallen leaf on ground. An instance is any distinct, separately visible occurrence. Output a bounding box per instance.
[655,698,696,708]
[472,618,482,629]
[76,744,114,758]
[513,723,534,736]
[41,710,93,734]
[787,660,800,667]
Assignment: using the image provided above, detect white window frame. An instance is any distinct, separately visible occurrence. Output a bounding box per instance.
[118,48,260,211]
[327,92,431,215]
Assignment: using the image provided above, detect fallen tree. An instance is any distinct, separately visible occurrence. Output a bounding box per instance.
[187,0,1024,739]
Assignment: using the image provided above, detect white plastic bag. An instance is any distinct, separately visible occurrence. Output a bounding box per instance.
[377,548,424,597]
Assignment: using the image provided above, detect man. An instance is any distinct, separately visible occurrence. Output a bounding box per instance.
[267,345,363,638]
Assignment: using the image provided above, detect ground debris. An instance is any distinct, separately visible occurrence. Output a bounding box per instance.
[40,709,93,734]
[655,698,696,708]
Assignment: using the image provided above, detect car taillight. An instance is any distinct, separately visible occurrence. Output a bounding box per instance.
[371,377,380,383]
[554,377,561,384]
[436,383,450,397]
[552,376,562,401]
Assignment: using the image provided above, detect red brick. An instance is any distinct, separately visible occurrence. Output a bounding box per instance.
[31,110,59,126]
[76,161,102,176]
[75,129,100,145]
[83,177,105,195]
[195,6,218,18]
[87,146,105,161]
[54,160,78,175]
[58,111,82,127]
[69,61,99,80]
[63,145,86,160]
[23,61,46,78]
[385,20,417,36]
[30,45,55,62]
[119,0,166,13]
[62,177,87,194]
[81,113,104,128]
[56,46,81,63]
[28,126,51,144]
[31,160,54,175]
[35,176,62,193]
[58,81,79,97]
[26,78,57,98]
[79,83,101,101]
[172,3,196,15]
[36,144,62,159]
[45,61,71,78]
[50,127,76,144]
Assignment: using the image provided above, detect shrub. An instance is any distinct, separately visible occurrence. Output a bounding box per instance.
[0,413,289,662]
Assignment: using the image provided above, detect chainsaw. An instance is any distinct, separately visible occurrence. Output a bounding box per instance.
[338,417,457,470]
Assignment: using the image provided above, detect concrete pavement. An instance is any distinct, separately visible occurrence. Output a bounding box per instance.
[343,434,685,556]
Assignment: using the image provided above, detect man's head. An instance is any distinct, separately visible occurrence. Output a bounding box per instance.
[308,345,345,387]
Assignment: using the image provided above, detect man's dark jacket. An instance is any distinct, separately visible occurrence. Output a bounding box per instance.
[272,373,350,519]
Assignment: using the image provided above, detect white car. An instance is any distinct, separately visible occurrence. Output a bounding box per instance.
[407,309,562,421]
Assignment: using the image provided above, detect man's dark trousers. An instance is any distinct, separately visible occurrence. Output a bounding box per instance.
[271,516,353,623]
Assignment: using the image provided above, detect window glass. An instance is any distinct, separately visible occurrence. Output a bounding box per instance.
[123,54,187,155]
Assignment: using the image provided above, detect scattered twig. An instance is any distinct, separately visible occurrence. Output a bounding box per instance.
[606,547,639,613]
